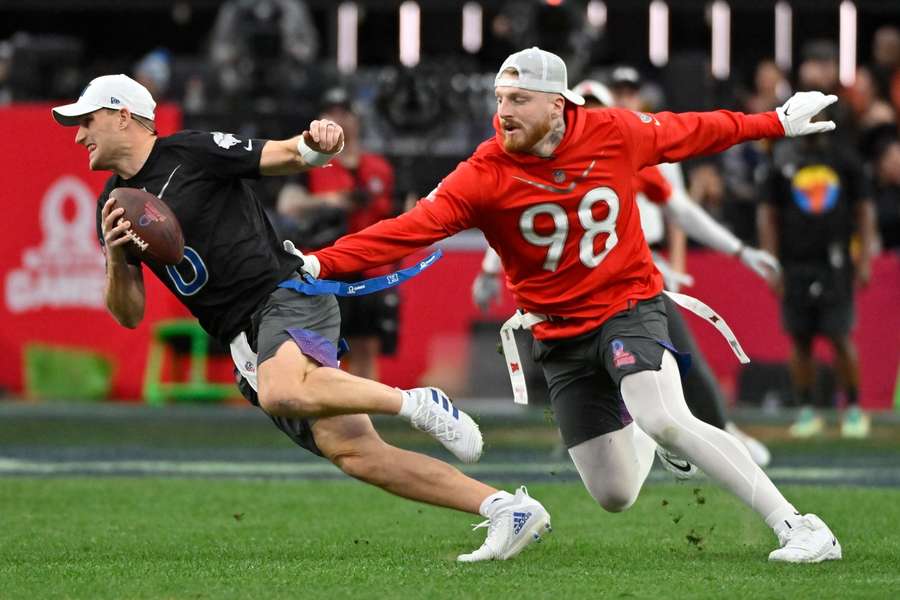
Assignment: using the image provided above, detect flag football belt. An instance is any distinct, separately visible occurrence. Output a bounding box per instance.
[499,290,750,405]
[277,250,443,297]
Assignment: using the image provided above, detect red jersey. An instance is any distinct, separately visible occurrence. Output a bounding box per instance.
[313,105,782,339]
[306,153,395,234]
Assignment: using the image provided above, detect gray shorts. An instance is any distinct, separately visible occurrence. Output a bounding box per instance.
[532,295,687,448]
[236,273,342,457]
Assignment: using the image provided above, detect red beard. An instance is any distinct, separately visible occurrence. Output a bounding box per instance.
[502,117,552,153]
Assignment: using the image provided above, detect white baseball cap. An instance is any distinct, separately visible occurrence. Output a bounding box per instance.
[495,47,585,106]
[52,74,156,126]
[572,80,614,107]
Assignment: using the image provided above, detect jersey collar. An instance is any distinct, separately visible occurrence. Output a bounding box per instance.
[492,103,586,165]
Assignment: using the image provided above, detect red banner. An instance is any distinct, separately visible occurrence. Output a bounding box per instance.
[0,104,185,399]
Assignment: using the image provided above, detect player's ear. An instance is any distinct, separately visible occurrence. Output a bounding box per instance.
[118,108,130,130]
[553,94,565,116]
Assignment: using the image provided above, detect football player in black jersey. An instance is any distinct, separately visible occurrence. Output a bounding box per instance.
[52,74,551,562]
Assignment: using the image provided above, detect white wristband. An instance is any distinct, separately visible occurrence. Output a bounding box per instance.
[297,136,343,167]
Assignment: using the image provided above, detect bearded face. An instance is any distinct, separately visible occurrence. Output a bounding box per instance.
[495,86,560,154]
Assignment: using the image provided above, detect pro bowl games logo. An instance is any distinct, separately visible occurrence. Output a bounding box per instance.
[5,176,106,312]
[791,165,840,215]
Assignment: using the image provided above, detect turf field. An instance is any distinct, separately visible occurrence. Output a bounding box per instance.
[2,403,899,599]
[2,480,899,599]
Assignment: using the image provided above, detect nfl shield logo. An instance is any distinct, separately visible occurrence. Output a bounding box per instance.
[553,170,566,183]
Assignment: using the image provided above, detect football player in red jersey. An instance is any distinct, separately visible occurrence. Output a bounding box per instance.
[300,48,842,563]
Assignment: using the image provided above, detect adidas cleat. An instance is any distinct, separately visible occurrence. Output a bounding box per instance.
[656,446,698,480]
[457,486,551,562]
[403,387,483,463]
[769,513,842,563]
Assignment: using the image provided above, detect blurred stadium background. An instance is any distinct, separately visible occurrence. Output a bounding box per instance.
[1,1,899,597]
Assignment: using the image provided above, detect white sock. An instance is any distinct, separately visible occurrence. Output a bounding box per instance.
[479,490,513,517]
[767,506,802,533]
[398,389,416,419]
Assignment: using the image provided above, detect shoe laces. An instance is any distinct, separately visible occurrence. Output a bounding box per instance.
[412,400,459,443]
[470,516,499,546]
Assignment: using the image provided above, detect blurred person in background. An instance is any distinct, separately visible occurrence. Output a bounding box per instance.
[615,65,728,229]
[745,60,792,114]
[0,40,12,105]
[52,74,550,562]
[758,114,878,439]
[721,60,791,243]
[303,47,844,563]
[293,87,400,380]
[798,40,858,142]
[870,26,900,115]
[209,0,319,108]
[873,137,900,250]
[133,48,172,103]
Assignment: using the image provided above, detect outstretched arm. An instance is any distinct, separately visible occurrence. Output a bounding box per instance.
[310,162,484,277]
[620,92,837,170]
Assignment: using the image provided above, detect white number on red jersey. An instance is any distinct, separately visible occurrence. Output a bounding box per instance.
[519,187,620,272]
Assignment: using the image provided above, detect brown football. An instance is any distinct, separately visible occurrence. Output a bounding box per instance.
[110,187,185,265]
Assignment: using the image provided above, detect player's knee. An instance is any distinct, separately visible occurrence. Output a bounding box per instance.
[257,380,323,418]
[328,441,389,484]
[632,412,678,447]
[584,482,637,513]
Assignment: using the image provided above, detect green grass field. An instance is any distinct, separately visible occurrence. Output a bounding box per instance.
[2,478,899,600]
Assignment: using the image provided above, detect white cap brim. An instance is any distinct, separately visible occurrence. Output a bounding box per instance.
[562,90,585,106]
[51,101,103,126]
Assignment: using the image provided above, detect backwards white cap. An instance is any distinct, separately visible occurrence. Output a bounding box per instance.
[52,74,156,126]
[494,47,585,106]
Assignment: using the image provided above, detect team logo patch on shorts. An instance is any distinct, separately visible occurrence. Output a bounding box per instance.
[611,339,636,368]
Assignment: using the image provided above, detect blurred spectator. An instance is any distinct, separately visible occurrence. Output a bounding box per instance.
[281,87,400,380]
[745,60,791,114]
[0,41,11,105]
[870,25,900,114]
[209,0,319,109]
[488,0,595,81]
[798,40,857,142]
[133,48,172,102]
[846,65,898,160]
[758,130,878,439]
[720,61,789,242]
[874,137,900,249]
[609,66,647,111]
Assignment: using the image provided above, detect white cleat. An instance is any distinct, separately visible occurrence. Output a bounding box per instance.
[403,387,483,463]
[457,486,551,562]
[769,514,842,563]
[726,422,772,468]
[656,446,698,480]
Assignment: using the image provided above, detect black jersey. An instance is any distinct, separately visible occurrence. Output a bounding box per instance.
[96,130,302,344]
[761,137,872,264]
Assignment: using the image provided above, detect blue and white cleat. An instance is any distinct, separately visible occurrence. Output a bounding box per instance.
[457,486,551,562]
[402,387,483,463]
[769,514,842,563]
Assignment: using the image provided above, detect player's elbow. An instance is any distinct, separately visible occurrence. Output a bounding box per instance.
[107,302,144,329]
[112,310,143,329]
